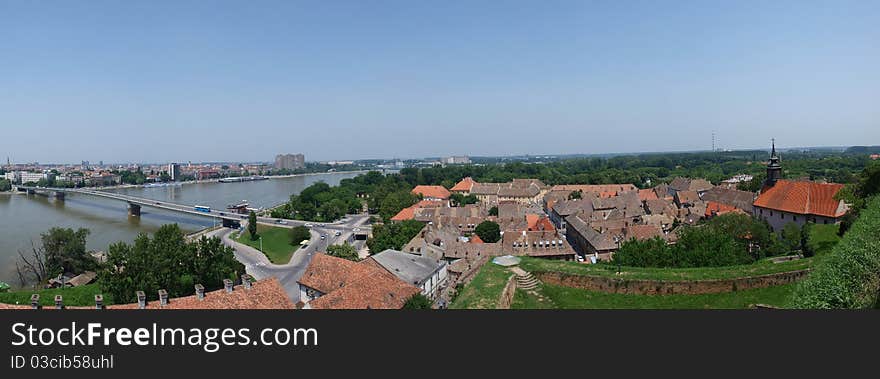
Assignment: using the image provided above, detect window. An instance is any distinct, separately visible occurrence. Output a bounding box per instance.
[794,216,798,222]
[781,213,784,220]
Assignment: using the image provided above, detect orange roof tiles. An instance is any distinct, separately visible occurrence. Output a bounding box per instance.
[451,177,476,192]
[412,185,451,199]
[753,180,846,218]
[638,188,659,201]
[705,201,739,218]
[299,254,420,309]
[390,200,444,221]
[625,224,664,241]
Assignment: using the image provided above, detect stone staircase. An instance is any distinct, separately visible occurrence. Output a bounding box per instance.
[512,268,540,290]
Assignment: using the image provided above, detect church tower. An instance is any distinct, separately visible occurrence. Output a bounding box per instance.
[764,139,782,188]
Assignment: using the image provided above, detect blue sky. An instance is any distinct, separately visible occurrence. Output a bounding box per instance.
[1,1,878,163]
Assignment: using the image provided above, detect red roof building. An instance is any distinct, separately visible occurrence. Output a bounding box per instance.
[412,185,451,200]
[753,180,848,230]
[451,177,476,193]
[297,254,420,309]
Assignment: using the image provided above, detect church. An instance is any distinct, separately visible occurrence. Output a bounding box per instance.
[752,141,849,231]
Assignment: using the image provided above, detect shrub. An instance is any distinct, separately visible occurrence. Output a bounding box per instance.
[790,196,880,309]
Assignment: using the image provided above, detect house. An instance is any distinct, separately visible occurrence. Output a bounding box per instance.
[412,185,451,201]
[700,187,755,214]
[297,254,420,309]
[753,180,847,230]
[564,211,621,261]
[705,201,745,218]
[470,183,502,204]
[497,179,549,204]
[368,249,448,300]
[752,141,848,230]
[390,200,445,222]
[623,224,665,242]
[674,190,701,208]
[450,177,476,194]
[502,229,575,260]
[668,177,713,197]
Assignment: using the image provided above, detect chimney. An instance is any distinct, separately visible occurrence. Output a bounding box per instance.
[30,294,40,309]
[54,295,63,309]
[158,289,169,306]
[195,284,205,300]
[224,278,234,293]
[95,294,104,309]
[241,274,253,289]
[136,291,146,309]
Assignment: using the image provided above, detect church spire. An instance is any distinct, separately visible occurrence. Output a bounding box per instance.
[765,139,782,188]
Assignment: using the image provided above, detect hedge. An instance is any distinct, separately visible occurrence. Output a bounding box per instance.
[789,196,880,309]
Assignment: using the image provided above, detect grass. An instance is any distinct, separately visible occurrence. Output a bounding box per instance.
[0,284,113,307]
[517,256,813,281]
[233,224,298,264]
[806,223,841,256]
[449,262,513,309]
[512,283,796,309]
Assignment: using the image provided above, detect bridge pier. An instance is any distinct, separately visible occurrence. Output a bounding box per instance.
[128,203,141,217]
[55,192,65,201]
[26,189,35,195]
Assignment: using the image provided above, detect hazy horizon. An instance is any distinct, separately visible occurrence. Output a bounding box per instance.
[2,1,878,163]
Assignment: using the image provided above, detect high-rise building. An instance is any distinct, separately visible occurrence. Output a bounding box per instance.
[443,156,471,165]
[274,154,305,171]
[169,163,182,181]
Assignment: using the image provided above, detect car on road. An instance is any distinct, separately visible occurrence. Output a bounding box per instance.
[335,231,341,236]
[276,220,288,225]
[318,223,325,227]
[219,212,226,216]
[320,235,326,240]
[155,202,161,205]
[353,228,360,232]
[304,223,314,227]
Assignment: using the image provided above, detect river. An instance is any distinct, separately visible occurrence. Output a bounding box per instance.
[0,171,362,286]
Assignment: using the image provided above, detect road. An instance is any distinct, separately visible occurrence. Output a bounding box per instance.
[207,214,371,303]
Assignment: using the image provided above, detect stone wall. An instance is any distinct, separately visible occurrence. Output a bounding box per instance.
[497,274,517,309]
[533,269,810,295]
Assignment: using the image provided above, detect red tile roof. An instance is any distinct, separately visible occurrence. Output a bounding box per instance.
[451,177,476,192]
[469,235,484,244]
[390,200,444,221]
[705,201,742,218]
[753,180,846,218]
[638,188,659,201]
[412,185,451,199]
[299,254,420,309]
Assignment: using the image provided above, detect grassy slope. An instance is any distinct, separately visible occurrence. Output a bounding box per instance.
[517,256,813,281]
[807,223,841,256]
[0,283,112,307]
[513,283,795,309]
[234,224,297,264]
[450,262,512,309]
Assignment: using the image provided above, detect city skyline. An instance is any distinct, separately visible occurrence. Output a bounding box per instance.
[3,1,879,163]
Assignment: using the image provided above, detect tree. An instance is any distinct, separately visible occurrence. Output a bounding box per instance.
[402,293,432,309]
[474,221,501,243]
[367,220,425,252]
[41,227,94,276]
[780,222,803,253]
[15,242,48,287]
[289,226,311,246]
[488,206,498,216]
[0,179,11,192]
[98,224,243,303]
[568,190,583,200]
[247,211,258,240]
[326,244,359,262]
[449,193,478,207]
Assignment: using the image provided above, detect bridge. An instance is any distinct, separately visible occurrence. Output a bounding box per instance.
[16,185,372,232]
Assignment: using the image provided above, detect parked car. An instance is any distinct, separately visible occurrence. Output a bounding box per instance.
[334,231,341,236]
[320,235,326,240]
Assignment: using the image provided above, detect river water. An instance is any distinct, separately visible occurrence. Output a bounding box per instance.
[0,171,361,285]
